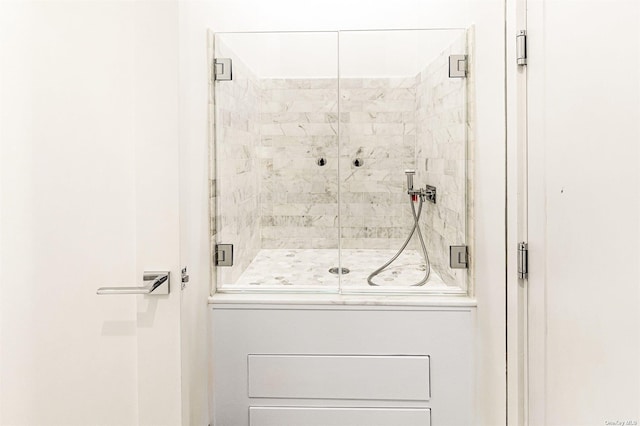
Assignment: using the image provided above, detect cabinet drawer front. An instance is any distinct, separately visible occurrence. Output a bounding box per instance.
[248,355,430,401]
[249,407,431,426]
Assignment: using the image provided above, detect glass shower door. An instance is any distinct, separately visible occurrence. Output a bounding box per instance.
[212,31,340,292]
[337,29,470,294]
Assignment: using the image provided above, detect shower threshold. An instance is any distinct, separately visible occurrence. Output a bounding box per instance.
[227,248,452,291]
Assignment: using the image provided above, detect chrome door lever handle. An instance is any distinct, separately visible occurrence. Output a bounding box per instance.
[97,271,170,295]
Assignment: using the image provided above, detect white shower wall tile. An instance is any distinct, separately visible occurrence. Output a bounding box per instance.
[260,79,340,249]
[214,39,262,285]
[257,77,420,252]
[415,32,471,290]
[339,78,418,250]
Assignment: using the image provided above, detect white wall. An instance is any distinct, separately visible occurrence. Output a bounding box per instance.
[178,2,217,424]
[194,0,506,423]
[219,29,463,78]
[339,29,463,78]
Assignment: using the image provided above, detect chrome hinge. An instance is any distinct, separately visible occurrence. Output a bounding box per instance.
[181,267,189,290]
[213,58,232,81]
[517,30,527,66]
[450,245,468,269]
[518,242,528,279]
[215,244,234,267]
[448,55,467,78]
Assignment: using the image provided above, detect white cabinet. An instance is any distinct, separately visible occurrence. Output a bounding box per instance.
[211,300,474,426]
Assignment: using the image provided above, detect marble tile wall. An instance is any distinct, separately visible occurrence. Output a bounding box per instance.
[213,39,262,285]
[415,33,471,289]
[339,78,417,249]
[259,79,340,249]
[258,78,419,250]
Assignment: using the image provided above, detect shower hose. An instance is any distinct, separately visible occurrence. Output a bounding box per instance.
[367,193,431,286]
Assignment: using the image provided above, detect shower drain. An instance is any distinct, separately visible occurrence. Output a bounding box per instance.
[328,267,350,275]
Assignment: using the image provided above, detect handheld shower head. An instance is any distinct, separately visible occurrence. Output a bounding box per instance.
[405,169,416,191]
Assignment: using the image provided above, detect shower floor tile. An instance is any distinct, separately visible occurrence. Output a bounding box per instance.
[227,249,452,291]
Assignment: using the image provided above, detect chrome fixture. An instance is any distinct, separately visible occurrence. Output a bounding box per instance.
[516,30,527,66]
[405,169,415,191]
[423,184,437,204]
[215,244,234,267]
[406,169,437,204]
[97,271,170,295]
[448,54,467,78]
[214,58,232,81]
[518,242,528,279]
[368,171,433,286]
[181,267,189,290]
[450,246,469,269]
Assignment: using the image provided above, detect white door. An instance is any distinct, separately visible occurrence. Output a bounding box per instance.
[0,2,202,425]
[526,0,640,423]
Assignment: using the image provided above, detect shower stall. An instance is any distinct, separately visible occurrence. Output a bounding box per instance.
[210,29,473,295]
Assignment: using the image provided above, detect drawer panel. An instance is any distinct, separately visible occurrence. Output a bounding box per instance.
[249,407,431,426]
[248,354,430,401]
